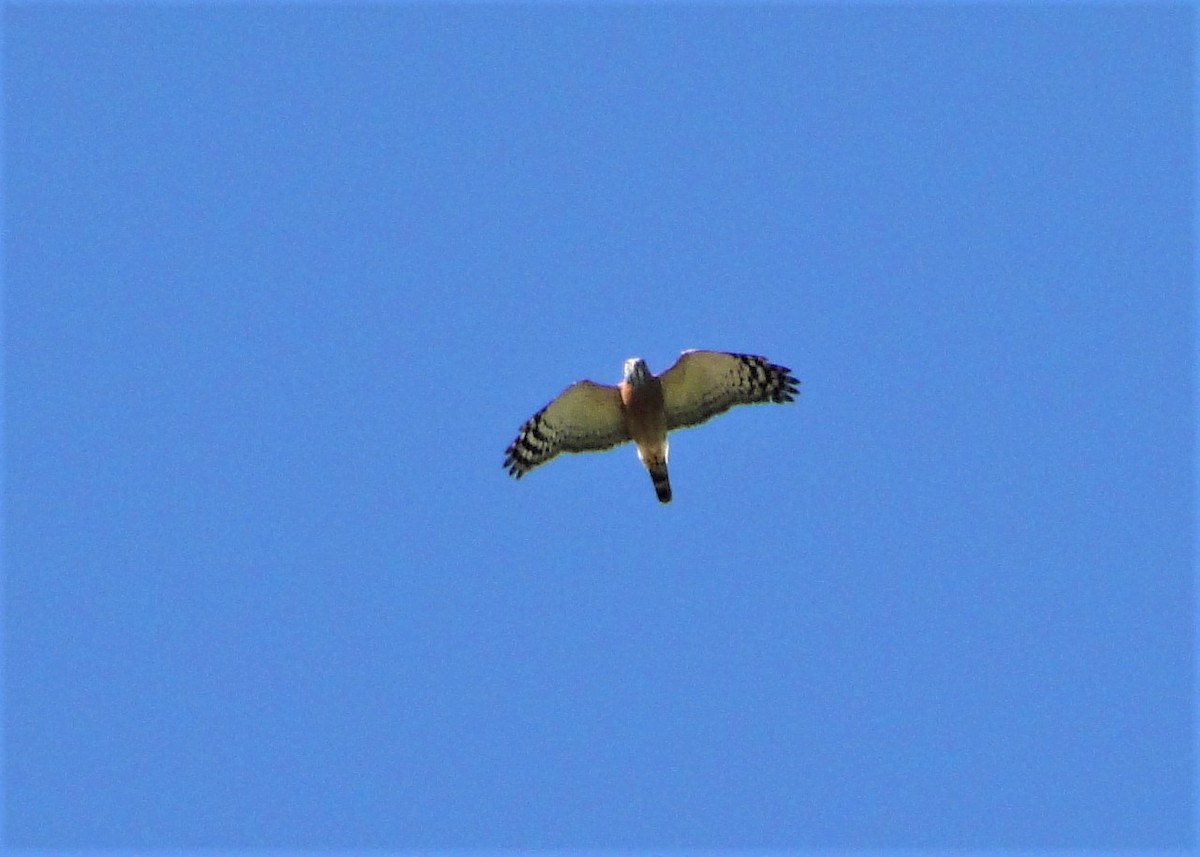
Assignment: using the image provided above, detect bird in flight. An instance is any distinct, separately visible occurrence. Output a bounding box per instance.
[504,350,799,503]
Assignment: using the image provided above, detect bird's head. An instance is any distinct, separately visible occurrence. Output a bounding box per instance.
[622,357,650,387]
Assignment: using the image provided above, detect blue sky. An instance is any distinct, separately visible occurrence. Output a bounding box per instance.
[3,3,1194,852]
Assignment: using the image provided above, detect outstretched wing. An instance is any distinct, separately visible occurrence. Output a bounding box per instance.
[659,350,799,431]
[504,381,631,478]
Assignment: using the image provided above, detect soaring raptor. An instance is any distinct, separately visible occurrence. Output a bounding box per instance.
[504,350,799,503]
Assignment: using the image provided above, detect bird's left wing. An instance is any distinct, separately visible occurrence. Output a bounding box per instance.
[504,381,630,478]
[659,350,799,431]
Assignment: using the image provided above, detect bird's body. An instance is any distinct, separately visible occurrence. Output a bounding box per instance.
[618,358,672,502]
[504,350,799,503]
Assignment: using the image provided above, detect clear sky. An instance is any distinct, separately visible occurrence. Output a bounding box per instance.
[3,3,1194,852]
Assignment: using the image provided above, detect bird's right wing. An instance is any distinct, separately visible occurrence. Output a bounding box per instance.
[504,381,630,478]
